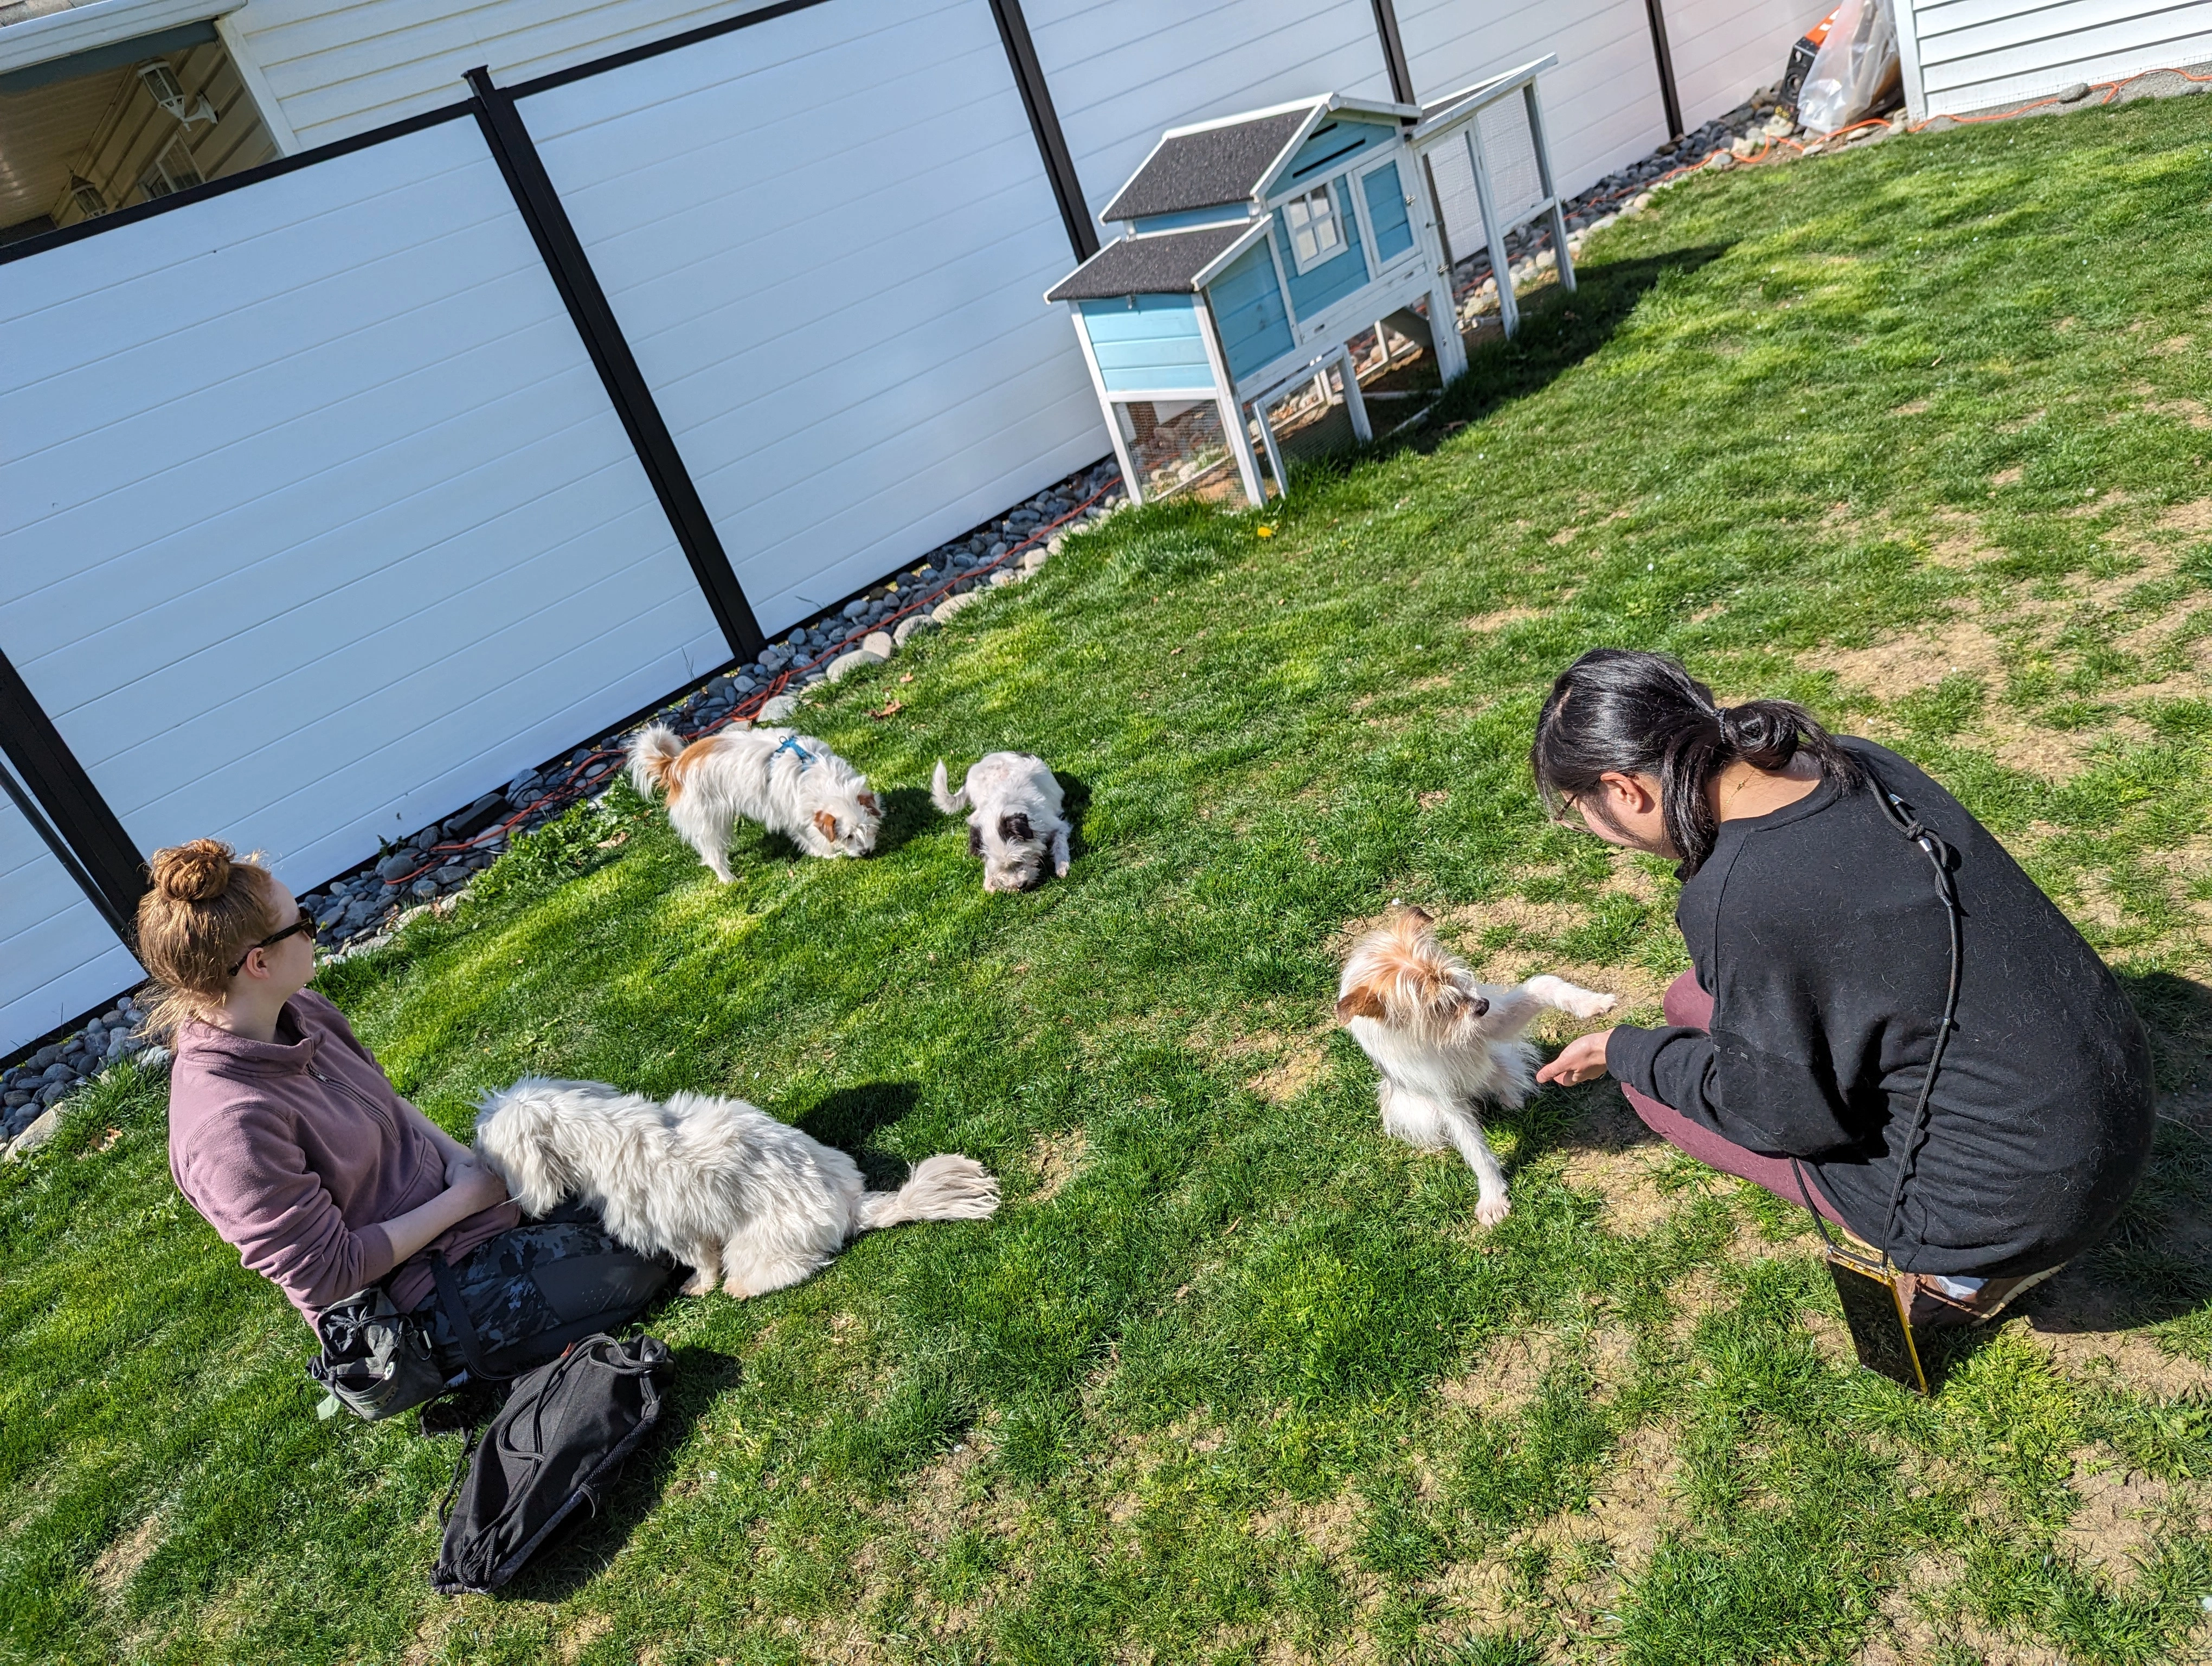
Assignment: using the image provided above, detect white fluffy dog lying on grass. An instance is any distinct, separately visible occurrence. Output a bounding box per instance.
[474,1078,999,1299]
[1336,906,1616,1227]
[627,724,881,880]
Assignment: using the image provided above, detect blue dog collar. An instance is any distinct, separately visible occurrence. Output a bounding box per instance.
[772,734,813,770]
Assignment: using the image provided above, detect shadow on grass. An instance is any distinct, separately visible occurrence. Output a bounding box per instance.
[2018,971,2212,1336]
[801,1079,921,1189]
[497,1342,742,1604]
[1405,244,1735,448]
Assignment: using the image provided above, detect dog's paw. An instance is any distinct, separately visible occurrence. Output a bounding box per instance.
[1527,975,1617,1018]
[1476,1192,1512,1228]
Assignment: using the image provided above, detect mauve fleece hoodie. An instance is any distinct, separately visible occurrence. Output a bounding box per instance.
[168,989,518,1323]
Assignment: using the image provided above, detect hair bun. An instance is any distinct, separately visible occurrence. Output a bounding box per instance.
[150,838,235,902]
[1718,702,1800,767]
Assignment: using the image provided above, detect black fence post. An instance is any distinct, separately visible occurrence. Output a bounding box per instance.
[986,0,1097,261]
[1644,0,1686,139]
[1369,0,1417,106]
[0,646,143,940]
[465,66,766,662]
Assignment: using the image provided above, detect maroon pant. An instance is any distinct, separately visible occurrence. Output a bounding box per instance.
[1616,971,1851,1229]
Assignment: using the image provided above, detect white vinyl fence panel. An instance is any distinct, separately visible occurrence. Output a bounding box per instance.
[1397,0,1669,221]
[1666,0,1834,127]
[1904,0,2212,114]
[0,794,142,1059]
[515,0,1105,635]
[1024,0,1394,234]
[0,117,724,900]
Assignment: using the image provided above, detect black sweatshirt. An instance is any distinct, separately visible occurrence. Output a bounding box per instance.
[1605,740,2154,1277]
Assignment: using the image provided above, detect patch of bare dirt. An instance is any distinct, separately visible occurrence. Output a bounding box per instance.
[1891,399,1930,415]
[1561,1145,1677,1236]
[1462,606,1541,633]
[2060,1453,2169,1584]
[1248,1044,1328,1104]
[1250,1490,1361,1558]
[1813,616,2007,697]
[1998,409,2046,434]
[89,1514,161,1601]
[1548,1420,1682,1579]
[556,1612,615,1663]
[2017,1270,2212,1396]
[2158,497,2212,537]
[1441,1332,1558,1417]
[2147,397,2212,432]
[1028,1128,1088,1204]
[1991,466,2024,488]
[1548,526,1582,545]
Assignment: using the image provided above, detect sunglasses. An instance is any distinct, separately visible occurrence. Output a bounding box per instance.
[228,907,316,977]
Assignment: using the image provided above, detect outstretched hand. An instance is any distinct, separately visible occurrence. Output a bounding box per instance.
[1536,1028,1616,1087]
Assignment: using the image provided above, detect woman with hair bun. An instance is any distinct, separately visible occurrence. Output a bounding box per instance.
[143,839,518,1325]
[1529,649,2154,1329]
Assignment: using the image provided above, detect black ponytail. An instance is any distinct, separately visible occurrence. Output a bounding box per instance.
[1531,649,1863,874]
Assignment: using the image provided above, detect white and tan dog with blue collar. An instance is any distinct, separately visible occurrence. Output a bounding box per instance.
[628,724,882,880]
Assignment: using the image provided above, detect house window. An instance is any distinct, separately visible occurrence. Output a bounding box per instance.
[139,134,204,202]
[1282,182,1345,272]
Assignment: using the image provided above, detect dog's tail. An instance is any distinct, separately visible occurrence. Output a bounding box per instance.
[628,724,686,800]
[929,759,969,815]
[857,1154,1000,1231]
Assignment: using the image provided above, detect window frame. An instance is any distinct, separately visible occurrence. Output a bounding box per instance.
[1279,178,1351,275]
[139,133,204,203]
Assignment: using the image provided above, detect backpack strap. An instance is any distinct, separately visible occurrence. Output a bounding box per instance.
[429,1250,503,1383]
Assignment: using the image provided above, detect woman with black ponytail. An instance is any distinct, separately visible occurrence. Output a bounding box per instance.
[1531,649,2154,1329]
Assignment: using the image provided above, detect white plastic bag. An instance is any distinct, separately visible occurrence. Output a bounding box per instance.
[1796,0,1901,134]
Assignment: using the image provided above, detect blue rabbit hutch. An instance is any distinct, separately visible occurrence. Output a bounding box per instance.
[1049,61,1573,506]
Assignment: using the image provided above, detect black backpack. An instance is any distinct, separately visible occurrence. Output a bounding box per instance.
[308,1208,671,1422]
[432,1332,671,1595]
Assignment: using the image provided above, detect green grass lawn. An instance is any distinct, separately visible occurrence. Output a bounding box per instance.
[11,94,2212,1666]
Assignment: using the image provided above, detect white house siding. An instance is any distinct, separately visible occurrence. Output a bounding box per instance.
[1022,0,1394,235]
[1665,0,1834,127]
[513,0,1105,636]
[1904,0,2212,114]
[227,0,774,148]
[0,797,142,1060]
[0,117,724,899]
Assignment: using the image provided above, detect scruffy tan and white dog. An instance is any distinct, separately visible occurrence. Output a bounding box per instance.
[474,1078,1000,1299]
[1336,906,1616,1226]
[930,752,1072,892]
[628,724,881,880]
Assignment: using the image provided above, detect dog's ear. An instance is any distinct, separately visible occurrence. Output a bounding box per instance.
[1398,904,1433,927]
[857,790,880,816]
[1336,984,1388,1023]
[968,823,984,858]
[814,809,839,841]
[1000,812,1034,844]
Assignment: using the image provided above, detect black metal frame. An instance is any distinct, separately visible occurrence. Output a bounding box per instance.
[1368,0,1418,107]
[465,67,765,663]
[1644,0,1686,140]
[986,0,1098,261]
[0,646,144,934]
